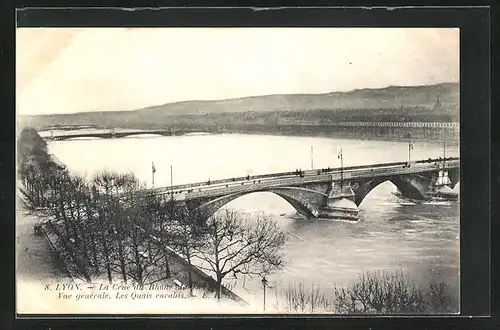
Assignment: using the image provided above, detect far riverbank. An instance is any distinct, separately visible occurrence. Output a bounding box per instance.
[38,124,460,145]
[215,127,459,144]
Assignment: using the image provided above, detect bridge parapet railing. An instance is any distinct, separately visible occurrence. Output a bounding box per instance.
[344,160,459,180]
[151,158,460,196]
[151,170,300,195]
[178,160,460,200]
[181,174,334,199]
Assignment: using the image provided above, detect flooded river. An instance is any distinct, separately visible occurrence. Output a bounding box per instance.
[47,133,460,310]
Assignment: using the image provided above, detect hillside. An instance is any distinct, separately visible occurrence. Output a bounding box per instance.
[139,82,459,114]
[19,83,459,130]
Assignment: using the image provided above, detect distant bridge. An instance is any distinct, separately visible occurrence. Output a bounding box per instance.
[43,128,214,141]
[147,157,460,221]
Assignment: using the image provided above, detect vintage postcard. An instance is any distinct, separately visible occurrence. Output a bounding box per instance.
[16,26,460,315]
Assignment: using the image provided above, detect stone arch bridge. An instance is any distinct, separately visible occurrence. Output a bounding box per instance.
[148,158,460,221]
[44,128,211,141]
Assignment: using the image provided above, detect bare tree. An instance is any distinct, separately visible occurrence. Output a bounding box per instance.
[192,209,287,299]
[124,216,167,286]
[45,173,92,282]
[121,180,171,286]
[427,281,455,313]
[91,171,141,284]
[170,206,207,296]
[17,129,189,286]
[280,281,331,313]
[92,171,119,283]
[148,198,179,280]
[89,171,173,286]
[17,127,57,208]
[105,173,137,284]
[332,270,428,314]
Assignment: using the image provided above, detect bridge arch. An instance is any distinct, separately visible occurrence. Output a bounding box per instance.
[191,187,325,219]
[353,176,429,206]
[447,168,460,189]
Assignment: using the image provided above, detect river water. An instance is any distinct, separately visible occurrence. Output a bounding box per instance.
[47,133,460,311]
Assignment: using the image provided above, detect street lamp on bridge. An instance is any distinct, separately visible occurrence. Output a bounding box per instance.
[407,136,413,166]
[443,129,447,170]
[169,165,174,220]
[152,162,156,188]
[310,146,314,169]
[338,149,344,193]
[170,165,173,201]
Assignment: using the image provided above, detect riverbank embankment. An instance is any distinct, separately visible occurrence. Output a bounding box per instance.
[17,126,249,311]
[16,198,70,282]
[18,164,247,306]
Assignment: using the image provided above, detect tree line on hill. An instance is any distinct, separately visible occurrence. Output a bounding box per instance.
[21,106,458,133]
[17,127,287,299]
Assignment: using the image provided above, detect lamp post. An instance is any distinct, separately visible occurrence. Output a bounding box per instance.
[261,277,268,312]
[169,165,174,219]
[338,149,344,193]
[310,146,314,169]
[151,162,156,188]
[443,129,447,170]
[408,139,413,166]
[170,165,173,200]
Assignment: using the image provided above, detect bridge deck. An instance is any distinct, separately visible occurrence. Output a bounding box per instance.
[41,128,209,141]
[149,158,459,201]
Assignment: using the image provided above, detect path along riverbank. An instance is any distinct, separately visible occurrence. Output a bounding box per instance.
[16,197,69,282]
[16,191,248,313]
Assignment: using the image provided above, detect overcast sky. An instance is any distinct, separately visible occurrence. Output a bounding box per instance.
[16,28,459,116]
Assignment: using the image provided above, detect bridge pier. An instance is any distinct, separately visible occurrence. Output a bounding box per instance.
[318,181,359,221]
[425,168,460,200]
